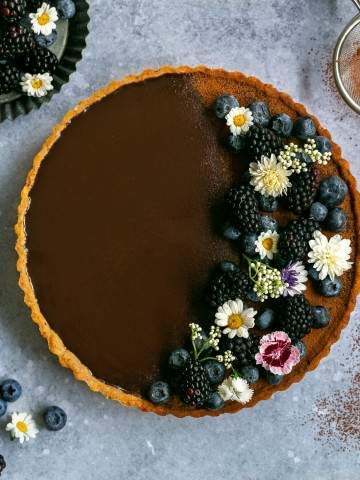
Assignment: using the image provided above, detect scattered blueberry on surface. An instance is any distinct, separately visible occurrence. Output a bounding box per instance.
[318,176,348,208]
[240,366,260,384]
[168,348,190,370]
[315,135,332,153]
[325,207,347,232]
[309,202,328,222]
[0,399,7,417]
[227,134,246,152]
[248,101,270,127]
[0,455,5,476]
[264,371,284,385]
[56,0,76,19]
[241,233,258,256]
[35,30,58,48]
[0,379,22,402]
[213,94,239,118]
[308,264,321,281]
[312,306,330,328]
[292,116,316,140]
[206,391,225,411]
[259,215,278,232]
[222,223,241,241]
[203,360,226,386]
[270,113,293,137]
[258,194,279,212]
[318,276,342,297]
[294,340,306,358]
[43,406,67,431]
[256,308,275,329]
[148,381,171,405]
[220,261,239,273]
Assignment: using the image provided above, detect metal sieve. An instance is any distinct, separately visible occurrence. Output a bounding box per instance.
[333,0,360,114]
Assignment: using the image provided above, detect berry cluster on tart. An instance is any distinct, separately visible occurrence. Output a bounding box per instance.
[0,0,76,97]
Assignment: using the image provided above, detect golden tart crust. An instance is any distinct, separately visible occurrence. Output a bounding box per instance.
[15,66,360,417]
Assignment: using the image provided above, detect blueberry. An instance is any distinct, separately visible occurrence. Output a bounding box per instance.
[273,253,288,269]
[294,340,306,358]
[213,94,239,119]
[168,348,190,370]
[312,306,330,328]
[246,289,260,303]
[309,202,328,222]
[318,277,342,297]
[256,308,275,329]
[206,391,225,411]
[43,406,67,431]
[194,331,210,352]
[248,101,270,127]
[0,379,22,402]
[315,136,332,154]
[0,399,7,417]
[270,113,293,137]
[242,170,251,184]
[241,233,258,256]
[227,134,246,152]
[325,207,347,232]
[240,366,260,384]
[295,151,313,166]
[293,116,316,140]
[148,381,171,405]
[264,371,284,385]
[259,215,278,232]
[203,360,226,386]
[318,176,348,208]
[220,261,239,273]
[308,265,320,281]
[35,30,58,48]
[258,195,279,212]
[56,0,76,19]
[222,223,241,241]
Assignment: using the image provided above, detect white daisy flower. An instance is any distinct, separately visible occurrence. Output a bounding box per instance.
[225,107,253,136]
[21,73,54,97]
[30,2,58,36]
[6,412,38,443]
[255,230,279,260]
[215,298,256,339]
[218,376,254,404]
[249,154,292,197]
[281,261,308,296]
[308,230,352,280]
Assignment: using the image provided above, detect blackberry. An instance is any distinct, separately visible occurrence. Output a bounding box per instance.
[20,46,58,74]
[286,166,319,214]
[0,0,27,21]
[277,295,313,341]
[0,63,20,94]
[221,335,259,368]
[225,185,260,234]
[27,0,44,11]
[247,125,284,162]
[0,24,35,60]
[178,359,211,408]
[207,270,251,307]
[278,217,319,263]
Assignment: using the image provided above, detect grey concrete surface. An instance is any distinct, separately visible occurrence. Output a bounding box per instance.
[0,1,359,478]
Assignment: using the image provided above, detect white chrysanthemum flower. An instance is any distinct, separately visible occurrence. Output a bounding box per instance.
[308,231,352,280]
[249,154,292,197]
[215,298,256,339]
[281,261,308,296]
[30,2,58,35]
[255,230,279,260]
[21,73,53,97]
[218,376,254,404]
[6,412,38,443]
[225,107,253,136]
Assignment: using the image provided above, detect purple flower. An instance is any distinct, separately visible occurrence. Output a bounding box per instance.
[281,261,308,297]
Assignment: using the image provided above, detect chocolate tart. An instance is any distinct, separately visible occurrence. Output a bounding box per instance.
[15,66,360,417]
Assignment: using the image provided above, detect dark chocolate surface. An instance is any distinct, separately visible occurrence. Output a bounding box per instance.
[25,74,234,392]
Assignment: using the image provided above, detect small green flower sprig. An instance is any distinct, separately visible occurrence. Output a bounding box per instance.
[243,255,284,302]
[278,138,332,174]
[303,138,332,165]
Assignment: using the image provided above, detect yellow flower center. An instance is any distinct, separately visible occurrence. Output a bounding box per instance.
[31,78,43,90]
[228,314,243,329]
[262,237,273,250]
[37,12,50,25]
[16,421,28,433]
[233,114,246,127]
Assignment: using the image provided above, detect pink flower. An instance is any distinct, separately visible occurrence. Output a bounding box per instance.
[255,331,300,375]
